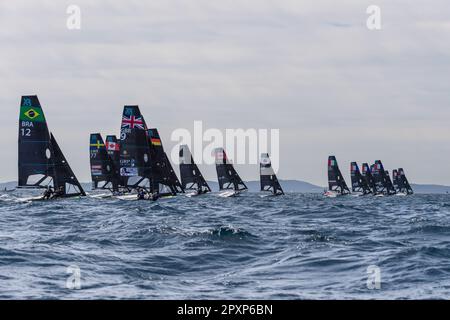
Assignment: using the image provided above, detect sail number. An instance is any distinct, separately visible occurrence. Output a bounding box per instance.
[21,128,31,136]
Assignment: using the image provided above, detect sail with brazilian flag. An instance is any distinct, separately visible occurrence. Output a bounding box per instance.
[18,95,85,198]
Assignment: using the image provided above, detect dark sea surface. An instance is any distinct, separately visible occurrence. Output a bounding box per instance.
[0,191,450,299]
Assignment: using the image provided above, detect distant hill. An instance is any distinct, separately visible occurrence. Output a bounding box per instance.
[2,181,449,194]
[410,184,450,194]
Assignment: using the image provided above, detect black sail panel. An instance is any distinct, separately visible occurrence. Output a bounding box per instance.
[398,168,414,194]
[372,160,395,195]
[18,95,55,188]
[148,128,184,195]
[215,148,247,191]
[105,135,124,188]
[392,169,401,192]
[350,162,371,194]
[179,145,211,193]
[362,163,377,194]
[119,106,152,190]
[327,156,350,194]
[260,153,284,195]
[50,134,86,197]
[385,170,396,194]
[90,133,118,191]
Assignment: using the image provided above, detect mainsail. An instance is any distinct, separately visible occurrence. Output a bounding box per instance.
[215,148,248,191]
[90,133,119,191]
[260,153,284,195]
[372,160,396,195]
[385,170,396,194]
[350,162,371,194]
[179,144,211,194]
[392,169,400,192]
[398,168,414,194]
[327,156,350,194]
[361,163,377,194]
[105,135,124,189]
[119,105,152,190]
[148,128,184,195]
[18,95,85,197]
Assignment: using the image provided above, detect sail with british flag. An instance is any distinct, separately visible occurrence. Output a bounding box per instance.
[119,105,152,190]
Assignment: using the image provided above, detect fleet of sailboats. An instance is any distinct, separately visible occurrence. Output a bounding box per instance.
[325,156,414,197]
[15,95,417,201]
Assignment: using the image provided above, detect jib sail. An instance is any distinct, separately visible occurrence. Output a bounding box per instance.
[350,162,371,194]
[215,148,248,191]
[179,144,211,193]
[90,133,119,191]
[119,105,152,190]
[361,163,377,194]
[148,128,184,195]
[327,156,350,194]
[260,153,284,195]
[398,168,414,194]
[50,133,86,196]
[372,160,396,195]
[18,95,85,197]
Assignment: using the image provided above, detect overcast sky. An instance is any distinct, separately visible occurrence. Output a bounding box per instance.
[1,1,450,186]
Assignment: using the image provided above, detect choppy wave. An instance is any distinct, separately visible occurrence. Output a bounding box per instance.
[0,191,449,299]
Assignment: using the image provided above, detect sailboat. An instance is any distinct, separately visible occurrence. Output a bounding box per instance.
[324,155,350,197]
[179,144,211,197]
[18,95,85,200]
[260,153,284,196]
[361,163,377,194]
[372,160,396,196]
[397,168,414,195]
[148,128,184,197]
[350,162,371,195]
[214,148,248,197]
[118,105,153,199]
[89,133,120,195]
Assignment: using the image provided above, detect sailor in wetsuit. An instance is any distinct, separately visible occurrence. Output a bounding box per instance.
[42,186,54,200]
[149,191,159,201]
[137,188,146,200]
[51,186,64,199]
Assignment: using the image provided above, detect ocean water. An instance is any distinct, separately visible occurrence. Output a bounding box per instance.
[0,191,449,299]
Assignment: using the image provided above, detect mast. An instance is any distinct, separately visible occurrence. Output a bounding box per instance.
[260,153,284,195]
[350,162,371,194]
[179,144,211,193]
[119,105,152,191]
[18,95,85,197]
[148,128,184,195]
[90,133,119,192]
[327,156,350,194]
[215,148,247,191]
